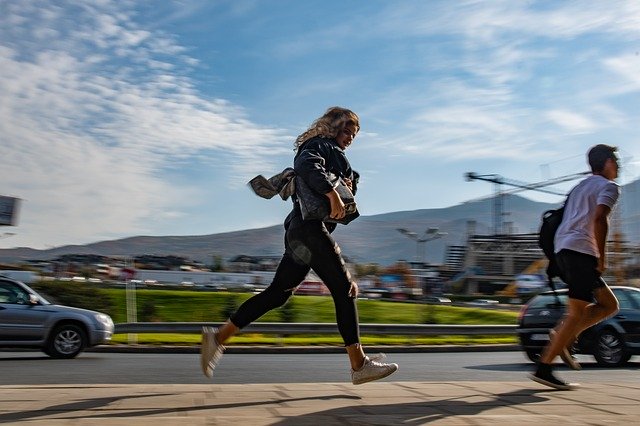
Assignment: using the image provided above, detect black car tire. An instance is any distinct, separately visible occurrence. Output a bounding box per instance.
[593,329,631,367]
[525,350,541,363]
[45,324,87,359]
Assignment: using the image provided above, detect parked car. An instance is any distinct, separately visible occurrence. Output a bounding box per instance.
[517,286,640,367]
[467,299,500,307]
[0,276,114,358]
[424,296,452,304]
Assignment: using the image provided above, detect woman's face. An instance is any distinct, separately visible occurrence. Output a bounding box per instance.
[335,123,358,150]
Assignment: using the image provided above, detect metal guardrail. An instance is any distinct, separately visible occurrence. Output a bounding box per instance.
[115,322,518,336]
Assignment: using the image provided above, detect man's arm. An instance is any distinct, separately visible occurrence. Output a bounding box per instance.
[594,204,612,274]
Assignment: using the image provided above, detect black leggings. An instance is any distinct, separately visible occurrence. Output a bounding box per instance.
[229,214,360,345]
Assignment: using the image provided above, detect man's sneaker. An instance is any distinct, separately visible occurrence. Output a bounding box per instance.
[351,355,398,385]
[200,326,224,378]
[529,364,578,390]
[550,330,581,370]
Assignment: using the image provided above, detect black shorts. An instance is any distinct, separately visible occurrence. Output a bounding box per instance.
[556,249,606,303]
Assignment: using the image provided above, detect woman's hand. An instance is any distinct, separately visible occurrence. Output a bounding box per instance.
[326,189,346,220]
[348,281,359,298]
[343,178,353,191]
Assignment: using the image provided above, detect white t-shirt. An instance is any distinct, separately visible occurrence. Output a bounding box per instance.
[555,175,620,257]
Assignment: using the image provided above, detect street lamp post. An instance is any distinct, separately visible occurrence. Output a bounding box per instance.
[397,227,447,266]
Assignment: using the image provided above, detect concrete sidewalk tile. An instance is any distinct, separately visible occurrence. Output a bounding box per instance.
[2,381,639,425]
[410,382,489,397]
[274,382,348,391]
[517,402,621,416]
[269,415,354,426]
[348,387,421,398]
[457,381,536,395]
[553,390,636,405]
[356,401,445,416]
[273,405,364,417]
[403,415,475,425]
[351,414,468,425]
[463,414,609,425]
[438,403,528,417]
[588,404,640,415]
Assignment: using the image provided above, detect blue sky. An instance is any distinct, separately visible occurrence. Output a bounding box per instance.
[1,0,639,250]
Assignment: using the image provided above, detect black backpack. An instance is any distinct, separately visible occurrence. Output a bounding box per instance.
[538,193,571,292]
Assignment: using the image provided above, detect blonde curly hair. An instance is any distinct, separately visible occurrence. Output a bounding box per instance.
[294,106,360,151]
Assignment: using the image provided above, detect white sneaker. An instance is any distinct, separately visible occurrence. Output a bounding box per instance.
[351,355,398,385]
[200,326,225,378]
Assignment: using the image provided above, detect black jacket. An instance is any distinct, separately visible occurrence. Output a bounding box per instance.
[288,136,360,228]
[293,136,359,196]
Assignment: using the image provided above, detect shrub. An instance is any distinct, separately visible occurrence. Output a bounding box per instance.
[30,281,115,315]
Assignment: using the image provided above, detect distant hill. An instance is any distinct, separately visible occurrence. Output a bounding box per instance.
[1,178,638,266]
[0,195,542,266]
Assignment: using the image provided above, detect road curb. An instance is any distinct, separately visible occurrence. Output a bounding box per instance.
[88,344,521,354]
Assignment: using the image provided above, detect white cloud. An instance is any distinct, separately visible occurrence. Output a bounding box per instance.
[604,53,640,89]
[0,1,287,248]
[546,110,597,133]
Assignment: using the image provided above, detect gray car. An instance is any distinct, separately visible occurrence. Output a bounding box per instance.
[0,275,114,358]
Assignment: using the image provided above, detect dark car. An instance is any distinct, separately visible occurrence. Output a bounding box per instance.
[0,276,114,358]
[517,286,640,367]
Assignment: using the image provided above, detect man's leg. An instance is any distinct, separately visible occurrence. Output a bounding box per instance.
[531,298,587,390]
[541,298,589,365]
[551,282,619,357]
[571,284,619,337]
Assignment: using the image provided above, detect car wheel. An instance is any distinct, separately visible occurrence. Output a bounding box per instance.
[525,350,541,363]
[45,324,87,359]
[593,329,631,367]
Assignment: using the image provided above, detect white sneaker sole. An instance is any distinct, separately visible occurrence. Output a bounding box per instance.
[352,364,398,385]
[200,327,216,378]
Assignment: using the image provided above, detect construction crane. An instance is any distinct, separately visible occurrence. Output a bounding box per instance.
[465,171,589,235]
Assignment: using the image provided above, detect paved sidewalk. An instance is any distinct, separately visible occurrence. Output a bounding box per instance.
[1,381,639,425]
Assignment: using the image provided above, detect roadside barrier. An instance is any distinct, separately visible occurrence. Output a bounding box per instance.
[115,322,517,336]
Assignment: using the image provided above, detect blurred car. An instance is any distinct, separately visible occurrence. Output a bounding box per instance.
[517,286,640,367]
[467,299,500,307]
[0,275,114,358]
[424,296,452,304]
[361,287,391,300]
[295,280,329,296]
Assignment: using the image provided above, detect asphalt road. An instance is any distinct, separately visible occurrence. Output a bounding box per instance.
[1,351,638,385]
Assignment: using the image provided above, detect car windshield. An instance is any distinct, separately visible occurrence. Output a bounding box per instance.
[528,293,567,309]
[625,289,640,308]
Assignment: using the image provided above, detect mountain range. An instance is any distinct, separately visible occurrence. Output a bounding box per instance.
[1,178,638,266]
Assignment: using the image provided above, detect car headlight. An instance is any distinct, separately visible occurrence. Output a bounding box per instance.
[95,313,114,328]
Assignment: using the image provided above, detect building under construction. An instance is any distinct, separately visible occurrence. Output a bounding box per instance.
[444,231,639,296]
[445,233,544,295]
[448,170,640,296]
